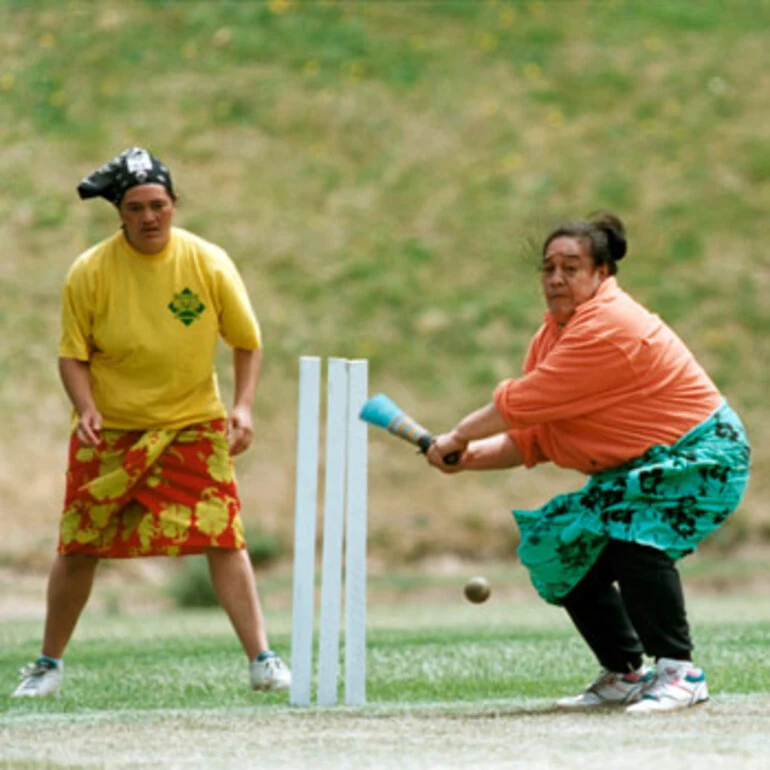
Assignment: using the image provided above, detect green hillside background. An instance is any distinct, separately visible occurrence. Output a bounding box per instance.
[1,0,768,566]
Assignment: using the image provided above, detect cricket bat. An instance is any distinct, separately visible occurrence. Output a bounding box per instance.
[359,393,460,465]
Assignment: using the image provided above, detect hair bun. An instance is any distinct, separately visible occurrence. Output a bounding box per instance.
[589,210,627,261]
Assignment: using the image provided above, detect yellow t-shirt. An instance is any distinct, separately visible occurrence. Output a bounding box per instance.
[59,227,261,430]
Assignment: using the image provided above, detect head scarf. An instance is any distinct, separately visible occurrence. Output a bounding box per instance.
[77,147,175,205]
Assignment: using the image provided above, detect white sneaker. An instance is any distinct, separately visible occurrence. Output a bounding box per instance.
[626,658,708,714]
[556,666,653,708]
[12,658,63,697]
[250,654,291,692]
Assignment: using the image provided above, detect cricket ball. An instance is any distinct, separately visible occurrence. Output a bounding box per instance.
[463,576,491,604]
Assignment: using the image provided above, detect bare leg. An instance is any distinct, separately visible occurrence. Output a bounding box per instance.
[41,553,99,659]
[206,548,269,660]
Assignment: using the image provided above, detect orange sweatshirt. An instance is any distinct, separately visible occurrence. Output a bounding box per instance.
[493,278,722,474]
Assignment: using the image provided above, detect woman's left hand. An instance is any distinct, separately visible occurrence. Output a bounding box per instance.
[227,405,254,456]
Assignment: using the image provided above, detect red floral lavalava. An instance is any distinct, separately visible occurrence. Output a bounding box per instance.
[59,420,245,558]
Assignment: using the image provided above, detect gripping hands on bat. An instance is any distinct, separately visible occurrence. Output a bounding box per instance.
[359,393,461,465]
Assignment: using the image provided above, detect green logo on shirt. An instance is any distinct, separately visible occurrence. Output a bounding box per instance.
[168,288,206,326]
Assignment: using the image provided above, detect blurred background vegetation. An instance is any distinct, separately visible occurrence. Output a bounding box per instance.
[1,0,768,572]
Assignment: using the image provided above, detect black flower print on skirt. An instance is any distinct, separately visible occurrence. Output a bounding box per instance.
[513,402,750,605]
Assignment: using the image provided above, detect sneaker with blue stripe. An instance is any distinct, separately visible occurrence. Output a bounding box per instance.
[12,658,63,698]
[249,651,291,692]
[626,657,709,714]
[556,665,654,708]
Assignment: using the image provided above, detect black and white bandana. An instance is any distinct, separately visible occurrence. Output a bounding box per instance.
[77,147,175,205]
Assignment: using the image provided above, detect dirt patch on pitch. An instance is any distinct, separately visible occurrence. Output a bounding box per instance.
[1,695,768,769]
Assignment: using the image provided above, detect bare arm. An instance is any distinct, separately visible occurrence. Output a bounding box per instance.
[426,402,511,472]
[451,402,510,444]
[228,347,262,456]
[59,357,102,446]
[461,433,525,471]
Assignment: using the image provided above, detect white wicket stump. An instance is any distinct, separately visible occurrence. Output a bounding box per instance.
[290,356,369,707]
[289,356,321,707]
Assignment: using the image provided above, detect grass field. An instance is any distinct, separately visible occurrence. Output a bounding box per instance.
[1,0,769,564]
[2,5,769,762]
[1,588,769,768]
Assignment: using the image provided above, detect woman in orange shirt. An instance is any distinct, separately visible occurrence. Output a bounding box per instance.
[427,212,750,714]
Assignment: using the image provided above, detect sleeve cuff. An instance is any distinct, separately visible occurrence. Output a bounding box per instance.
[508,427,547,468]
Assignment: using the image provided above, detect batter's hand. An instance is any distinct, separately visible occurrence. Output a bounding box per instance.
[426,431,467,474]
[228,405,254,456]
[76,408,102,447]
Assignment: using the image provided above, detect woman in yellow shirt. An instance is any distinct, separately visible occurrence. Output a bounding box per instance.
[428,212,750,714]
[13,148,290,698]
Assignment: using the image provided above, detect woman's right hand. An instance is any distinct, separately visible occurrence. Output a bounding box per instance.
[76,408,103,447]
[426,431,468,474]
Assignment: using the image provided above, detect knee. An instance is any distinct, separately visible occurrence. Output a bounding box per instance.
[613,541,673,564]
[55,553,99,575]
[612,541,678,581]
[205,547,250,570]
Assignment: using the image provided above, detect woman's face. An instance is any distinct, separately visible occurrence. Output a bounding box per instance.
[541,236,608,325]
[118,184,175,254]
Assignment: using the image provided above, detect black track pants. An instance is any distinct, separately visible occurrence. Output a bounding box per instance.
[561,540,693,672]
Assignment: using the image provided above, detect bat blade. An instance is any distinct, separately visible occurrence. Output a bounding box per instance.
[359,394,433,452]
[358,393,404,430]
[359,393,459,464]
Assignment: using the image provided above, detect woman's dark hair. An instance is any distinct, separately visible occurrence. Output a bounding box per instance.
[542,211,627,275]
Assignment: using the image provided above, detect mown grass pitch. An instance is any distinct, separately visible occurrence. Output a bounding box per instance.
[1,590,769,768]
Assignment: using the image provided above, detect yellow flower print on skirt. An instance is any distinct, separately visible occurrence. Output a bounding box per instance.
[58,420,246,558]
